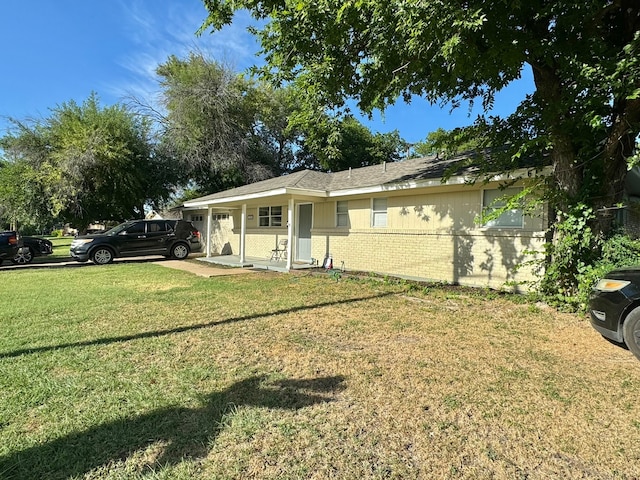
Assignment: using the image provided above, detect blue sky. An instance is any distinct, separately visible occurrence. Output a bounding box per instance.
[0,0,534,144]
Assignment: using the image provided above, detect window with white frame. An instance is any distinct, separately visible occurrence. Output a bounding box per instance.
[372,198,387,227]
[190,215,203,222]
[336,201,348,227]
[258,206,282,227]
[482,187,524,228]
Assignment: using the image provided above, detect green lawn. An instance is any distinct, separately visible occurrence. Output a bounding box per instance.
[1,263,639,479]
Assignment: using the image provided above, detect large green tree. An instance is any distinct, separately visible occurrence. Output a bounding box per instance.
[199,0,639,209]
[0,158,52,231]
[0,94,174,231]
[153,52,406,197]
[155,53,290,195]
[309,115,405,171]
[200,0,640,295]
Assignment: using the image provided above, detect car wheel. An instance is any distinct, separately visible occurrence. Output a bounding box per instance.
[170,243,189,260]
[623,307,640,360]
[91,247,114,265]
[12,247,34,264]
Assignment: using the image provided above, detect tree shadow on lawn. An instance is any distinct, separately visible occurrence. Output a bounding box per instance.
[0,255,178,270]
[0,375,346,479]
[0,291,395,359]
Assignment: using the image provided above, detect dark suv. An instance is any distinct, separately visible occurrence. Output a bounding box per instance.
[70,219,202,265]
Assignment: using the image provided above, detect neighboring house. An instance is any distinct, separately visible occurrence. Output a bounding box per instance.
[183,155,549,290]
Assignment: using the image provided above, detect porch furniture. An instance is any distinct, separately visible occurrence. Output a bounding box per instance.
[270,239,288,261]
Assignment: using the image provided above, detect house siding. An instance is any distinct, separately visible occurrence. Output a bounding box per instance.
[309,186,545,290]
[200,183,546,291]
[310,228,544,290]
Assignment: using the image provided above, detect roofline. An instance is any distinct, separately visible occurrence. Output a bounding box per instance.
[183,166,549,207]
[183,187,327,207]
[328,174,470,197]
[328,166,548,197]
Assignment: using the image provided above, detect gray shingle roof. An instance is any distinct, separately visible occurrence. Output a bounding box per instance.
[185,154,474,205]
[185,169,332,203]
[326,154,473,191]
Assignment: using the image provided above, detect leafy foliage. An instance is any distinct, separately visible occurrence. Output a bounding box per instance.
[306,116,405,171]
[538,204,600,309]
[155,53,271,194]
[153,53,407,197]
[0,94,174,230]
[413,128,483,158]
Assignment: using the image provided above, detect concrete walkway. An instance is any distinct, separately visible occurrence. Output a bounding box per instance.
[153,258,259,278]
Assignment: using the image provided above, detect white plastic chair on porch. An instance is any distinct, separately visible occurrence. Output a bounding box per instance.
[270,239,288,261]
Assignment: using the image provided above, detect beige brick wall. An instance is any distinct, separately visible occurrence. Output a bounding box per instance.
[310,228,544,291]
[244,230,288,258]
[202,183,546,290]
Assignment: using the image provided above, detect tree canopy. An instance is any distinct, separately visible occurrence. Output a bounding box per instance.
[0,94,175,231]
[152,52,406,197]
[154,53,270,194]
[200,0,639,203]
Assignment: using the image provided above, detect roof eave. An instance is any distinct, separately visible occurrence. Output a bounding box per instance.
[328,166,547,198]
[183,166,550,206]
[183,187,328,207]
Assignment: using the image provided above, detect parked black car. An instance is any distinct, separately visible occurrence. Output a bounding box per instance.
[12,236,54,264]
[589,267,640,360]
[0,231,19,265]
[70,219,202,265]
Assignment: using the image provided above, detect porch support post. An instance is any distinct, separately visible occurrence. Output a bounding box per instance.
[206,206,212,258]
[240,203,247,264]
[286,198,294,270]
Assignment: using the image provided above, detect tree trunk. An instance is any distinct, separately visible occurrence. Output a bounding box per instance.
[530,63,581,224]
[592,93,640,236]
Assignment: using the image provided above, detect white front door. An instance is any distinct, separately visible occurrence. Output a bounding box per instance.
[297,204,312,261]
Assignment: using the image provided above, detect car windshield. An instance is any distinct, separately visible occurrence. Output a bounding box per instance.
[103,222,135,236]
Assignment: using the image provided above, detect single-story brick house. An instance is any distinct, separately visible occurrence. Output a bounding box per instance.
[182,155,548,290]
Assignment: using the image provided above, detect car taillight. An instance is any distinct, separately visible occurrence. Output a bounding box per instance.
[194,230,201,239]
[8,236,17,245]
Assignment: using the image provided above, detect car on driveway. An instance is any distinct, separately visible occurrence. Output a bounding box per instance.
[70,219,202,265]
[0,231,19,265]
[12,236,54,264]
[589,267,640,360]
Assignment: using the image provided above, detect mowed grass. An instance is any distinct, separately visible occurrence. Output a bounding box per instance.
[1,263,639,479]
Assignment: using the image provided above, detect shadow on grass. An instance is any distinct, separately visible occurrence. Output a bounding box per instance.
[0,375,346,479]
[0,255,178,270]
[0,292,396,359]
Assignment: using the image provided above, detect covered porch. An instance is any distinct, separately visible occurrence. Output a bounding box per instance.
[181,170,332,271]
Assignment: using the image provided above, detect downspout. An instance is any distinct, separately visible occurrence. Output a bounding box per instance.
[287,198,294,270]
[240,204,247,264]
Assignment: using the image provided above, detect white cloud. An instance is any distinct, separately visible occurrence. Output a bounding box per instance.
[109,0,262,106]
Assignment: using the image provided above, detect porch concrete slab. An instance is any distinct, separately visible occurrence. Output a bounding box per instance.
[196,255,317,273]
